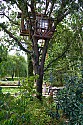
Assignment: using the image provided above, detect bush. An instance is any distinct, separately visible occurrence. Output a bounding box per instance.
[0,76,67,125]
[56,76,83,125]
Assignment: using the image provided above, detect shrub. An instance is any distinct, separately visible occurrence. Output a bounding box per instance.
[56,76,83,125]
[0,76,67,125]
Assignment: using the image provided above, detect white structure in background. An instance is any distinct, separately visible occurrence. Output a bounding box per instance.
[43,83,47,95]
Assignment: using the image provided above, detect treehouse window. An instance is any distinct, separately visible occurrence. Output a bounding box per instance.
[24,20,28,30]
[34,15,55,39]
[17,12,30,36]
[39,19,48,29]
[20,18,29,36]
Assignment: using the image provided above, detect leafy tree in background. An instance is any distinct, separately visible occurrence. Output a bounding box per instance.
[0,44,7,63]
[44,16,83,86]
[0,44,8,78]
[0,54,27,79]
[0,0,83,100]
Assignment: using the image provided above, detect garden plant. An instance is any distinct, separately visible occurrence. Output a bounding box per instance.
[56,76,83,125]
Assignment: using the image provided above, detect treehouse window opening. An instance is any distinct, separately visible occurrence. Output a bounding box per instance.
[36,17,49,33]
[39,19,48,30]
[34,15,55,39]
[24,20,27,30]
[17,12,30,36]
[20,18,30,36]
[21,19,27,30]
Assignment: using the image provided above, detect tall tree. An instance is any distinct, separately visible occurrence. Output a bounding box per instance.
[0,0,82,100]
[7,54,27,78]
[0,54,27,78]
[0,44,8,78]
[44,21,83,86]
[0,44,7,63]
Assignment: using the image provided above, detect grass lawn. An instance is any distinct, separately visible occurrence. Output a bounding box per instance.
[2,87,20,95]
[0,80,18,86]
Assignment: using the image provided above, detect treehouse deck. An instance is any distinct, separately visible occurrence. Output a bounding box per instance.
[20,30,29,36]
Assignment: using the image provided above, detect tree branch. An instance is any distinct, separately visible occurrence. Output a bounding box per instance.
[49,1,54,17]
[44,0,49,15]
[44,43,71,72]
[0,23,32,54]
[29,0,36,19]
[16,1,30,19]
[0,12,19,25]
[41,40,49,73]
[54,10,70,26]
[4,13,19,25]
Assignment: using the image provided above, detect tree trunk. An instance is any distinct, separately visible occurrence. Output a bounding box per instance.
[12,74,14,81]
[32,38,49,100]
[36,72,43,100]
[12,68,14,80]
[27,54,33,77]
[35,63,45,100]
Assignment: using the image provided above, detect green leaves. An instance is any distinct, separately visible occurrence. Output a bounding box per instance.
[0,45,7,59]
[0,54,27,78]
[56,76,83,124]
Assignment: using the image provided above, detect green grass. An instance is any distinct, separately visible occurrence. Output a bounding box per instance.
[0,81,18,85]
[2,88,20,95]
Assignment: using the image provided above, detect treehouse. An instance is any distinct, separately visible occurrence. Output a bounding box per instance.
[34,14,55,39]
[18,12,55,39]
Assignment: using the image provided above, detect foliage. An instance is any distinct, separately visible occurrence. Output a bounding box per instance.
[7,55,27,78]
[44,15,83,86]
[0,76,66,125]
[0,44,7,63]
[1,75,82,124]
[0,54,27,79]
[2,88,20,95]
[56,76,83,125]
[0,44,8,78]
